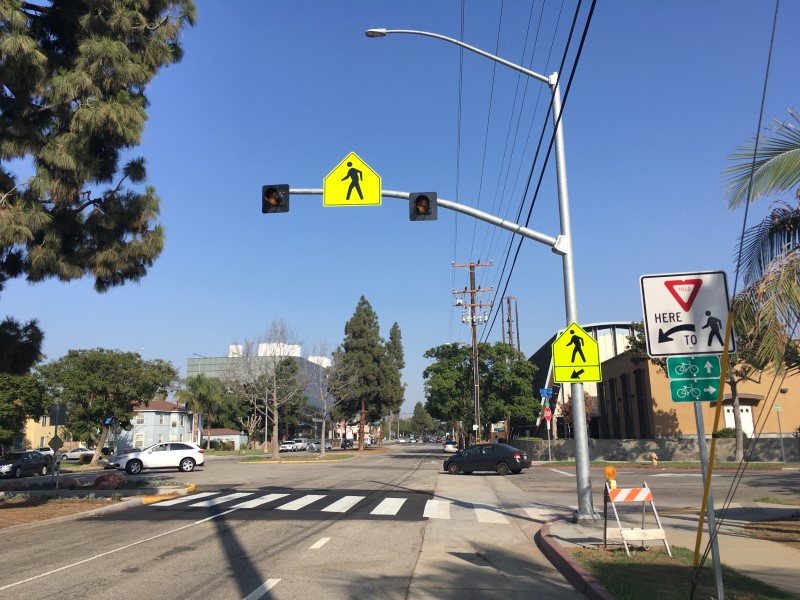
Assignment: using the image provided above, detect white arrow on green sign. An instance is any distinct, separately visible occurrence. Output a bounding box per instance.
[669,379,719,402]
[666,354,721,380]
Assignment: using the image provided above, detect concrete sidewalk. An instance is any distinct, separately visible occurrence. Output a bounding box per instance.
[537,501,800,598]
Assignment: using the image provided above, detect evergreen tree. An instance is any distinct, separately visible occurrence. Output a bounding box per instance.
[0,1,196,293]
[332,296,392,450]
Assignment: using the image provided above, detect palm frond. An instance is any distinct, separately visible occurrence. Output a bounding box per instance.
[737,202,800,285]
[724,108,800,209]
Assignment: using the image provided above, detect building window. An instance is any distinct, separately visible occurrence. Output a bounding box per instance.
[180,415,185,427]
[621,374,635,438]
[41,415,48,427]
[634,369,651,438]
[179,433,184,442]
[136,416,145,425]
[608,378,621,438]
[159,414,164,425]
[134,433,145,448]
[158,434,163,444]
[40,436,45,447]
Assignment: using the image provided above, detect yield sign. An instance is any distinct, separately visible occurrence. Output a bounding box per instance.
[640,270,736,357]
[664,279,703,311]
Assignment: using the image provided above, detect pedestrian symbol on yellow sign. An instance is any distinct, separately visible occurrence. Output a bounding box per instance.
[566,329,586,363]
[551,323,602,383]
[323,152,381,207]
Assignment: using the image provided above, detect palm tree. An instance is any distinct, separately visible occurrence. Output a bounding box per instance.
[724,108,800,461]
[725,107,800,369]
[177,374,222,447]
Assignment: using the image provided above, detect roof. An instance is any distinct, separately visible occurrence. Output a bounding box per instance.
[133,400,188,413]
[208,428,243,436]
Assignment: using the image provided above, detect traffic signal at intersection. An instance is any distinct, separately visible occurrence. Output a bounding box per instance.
[262,184,290,213]
[409,192,437,221]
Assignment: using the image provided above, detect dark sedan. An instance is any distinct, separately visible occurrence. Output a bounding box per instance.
[0,451,51,478]
[442,443,531,476]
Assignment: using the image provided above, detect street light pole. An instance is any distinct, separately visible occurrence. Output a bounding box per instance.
[366,27,595,523]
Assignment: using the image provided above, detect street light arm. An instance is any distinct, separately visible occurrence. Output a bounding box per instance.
[366,28,552,85]
[289,188,563,253]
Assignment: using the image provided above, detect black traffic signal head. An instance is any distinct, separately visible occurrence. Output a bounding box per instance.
[262,184,290,213]
[409,192,437,221]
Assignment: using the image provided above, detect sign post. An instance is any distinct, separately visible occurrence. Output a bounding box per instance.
[544,406,552,461]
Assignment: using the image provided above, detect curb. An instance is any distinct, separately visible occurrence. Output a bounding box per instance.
[535,520,617,600]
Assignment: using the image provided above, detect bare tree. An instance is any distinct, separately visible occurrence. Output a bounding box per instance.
[307,342,357,458]
[238,413,262,449]
[224,320,306,457]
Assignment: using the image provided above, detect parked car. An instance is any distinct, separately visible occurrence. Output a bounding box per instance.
[307,440,332,451]
[113,442,205,474]
[279,440,296,452]
[291,439,308,451]
[61,447,94,461]
[443,441,458,453]
[36,446,55,457]
[442,443,531,476]
[0,451,51,478]
[341,439,354,449]
[396,437,406,444]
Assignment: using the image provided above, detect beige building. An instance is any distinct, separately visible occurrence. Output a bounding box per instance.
[600,352,800,440]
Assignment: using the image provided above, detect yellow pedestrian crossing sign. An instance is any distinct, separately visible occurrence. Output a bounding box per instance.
[552,322,602,383]
[323,152,381,207]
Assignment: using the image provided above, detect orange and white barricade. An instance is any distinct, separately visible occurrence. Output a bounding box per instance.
[604,481,671,557]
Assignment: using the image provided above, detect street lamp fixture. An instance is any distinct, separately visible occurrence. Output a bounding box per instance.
[366,27,595,523]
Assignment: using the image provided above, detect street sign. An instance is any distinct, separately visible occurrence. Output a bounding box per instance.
[666,355,721,380]
[323,152,381,207]
[48,435,63,451]
[640,271,736,357]
[775,403,782,412]
[49,403,66,426]
[552,322,602,383]
[540,388,552,399]
[544,407,552,421]
[669,379,719,402]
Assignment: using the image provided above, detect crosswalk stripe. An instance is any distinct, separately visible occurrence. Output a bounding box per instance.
[154,492,218,506]
[231,493,290,509]
[322,496,365,513]
[474,504,509,524]
[190,492,253,508]
[276,494,327,511]
[423,499,451,519]
[371,497,407,516]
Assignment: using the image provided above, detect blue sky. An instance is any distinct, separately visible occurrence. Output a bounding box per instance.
[3,1,798,417]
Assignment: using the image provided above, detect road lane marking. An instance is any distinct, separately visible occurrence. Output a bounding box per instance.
[242,578,281,600]
[190,492,253,507]
[276,494,326,510]
[371,497,406,515]
[309,537,331,549]
[0,509,239,592]
[652,473,702,477]
[322,496,365,513]
[153,492,218,506]
[474,504,509,524]
[423,499,451,519]
[231,493,289,509]
[549,469,575,477]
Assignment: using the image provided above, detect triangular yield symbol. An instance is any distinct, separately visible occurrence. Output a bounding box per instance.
[664,279,703,311]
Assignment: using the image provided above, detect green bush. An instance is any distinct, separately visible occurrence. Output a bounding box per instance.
[78,453,93,464]
[715,427,747,439]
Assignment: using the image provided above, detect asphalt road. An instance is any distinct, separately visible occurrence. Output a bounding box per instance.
[2,446,796,600]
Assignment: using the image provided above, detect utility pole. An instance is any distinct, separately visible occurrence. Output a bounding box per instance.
[453,261,493,444]
[501,296,521,350]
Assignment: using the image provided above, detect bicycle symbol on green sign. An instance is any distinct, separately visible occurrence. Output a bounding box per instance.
[674,361,699,377]
[676,385,701,399]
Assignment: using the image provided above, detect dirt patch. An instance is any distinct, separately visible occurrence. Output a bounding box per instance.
[0,496,121,529]
[744,513,800,551]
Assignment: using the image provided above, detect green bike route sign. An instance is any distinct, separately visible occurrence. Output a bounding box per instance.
[666,354,721,402]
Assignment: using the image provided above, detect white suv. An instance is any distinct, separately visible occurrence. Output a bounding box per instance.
[114,442,205,474]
